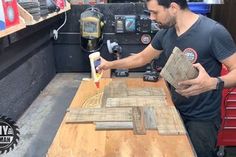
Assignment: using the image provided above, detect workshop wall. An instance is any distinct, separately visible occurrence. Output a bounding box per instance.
[211,0,236,42]
[53,3,156,72]
[0,20,57,121]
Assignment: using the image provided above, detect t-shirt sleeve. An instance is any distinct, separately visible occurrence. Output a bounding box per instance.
[151,29,165,50]
[210,23,236,61]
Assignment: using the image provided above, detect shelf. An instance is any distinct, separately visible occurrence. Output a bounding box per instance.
[0,1,71,38]
[0,17,26,38]
[18,1,71,26]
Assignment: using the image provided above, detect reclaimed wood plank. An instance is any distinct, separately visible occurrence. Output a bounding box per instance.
[144,106,157,130]
[132,107,146,135]
[95,107,157,130]
[105,80,128,97]
[155,105,186,135]
[66,108,133,123]
[128,88,166,96]
[95,122,133,130]
[106,97,167,107]
[160,47,199,89]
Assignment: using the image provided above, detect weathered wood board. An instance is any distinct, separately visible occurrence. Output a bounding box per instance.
[95,107,157,130]
[128,88,166,96]
[95,122,133,130]
[155,105,186,135]
[66,108,133,123]
[106,97,167,107]
[160,47,199,89]
[132,107,146,135]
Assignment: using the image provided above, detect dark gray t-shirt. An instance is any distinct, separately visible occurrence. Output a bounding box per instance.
[151,15,236,120]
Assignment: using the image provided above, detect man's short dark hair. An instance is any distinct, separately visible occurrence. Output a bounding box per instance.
[147,0,188,9]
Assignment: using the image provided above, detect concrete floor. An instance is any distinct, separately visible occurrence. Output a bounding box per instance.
[2,73,236,157]
[4,73,89,157]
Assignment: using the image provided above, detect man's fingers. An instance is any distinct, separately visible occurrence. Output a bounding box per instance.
[178,79,197,86]
[176,85,200,97]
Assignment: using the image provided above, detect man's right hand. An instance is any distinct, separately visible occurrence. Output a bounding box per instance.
[96,57,112,73]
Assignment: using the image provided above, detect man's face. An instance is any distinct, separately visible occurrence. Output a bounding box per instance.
[147,0,176,29]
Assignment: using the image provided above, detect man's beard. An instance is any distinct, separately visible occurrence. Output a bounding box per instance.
[158,17,176,29]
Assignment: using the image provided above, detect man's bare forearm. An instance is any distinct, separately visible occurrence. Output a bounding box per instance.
[221,69,236,88]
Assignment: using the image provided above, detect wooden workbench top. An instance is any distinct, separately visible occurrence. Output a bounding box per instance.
[47,78,196,157]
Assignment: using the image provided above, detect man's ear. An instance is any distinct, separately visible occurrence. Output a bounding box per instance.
[169,2,180,14]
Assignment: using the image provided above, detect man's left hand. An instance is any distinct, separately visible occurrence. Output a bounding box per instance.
[175,63,218,97]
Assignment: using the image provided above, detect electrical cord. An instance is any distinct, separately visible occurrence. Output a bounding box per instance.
[53,11,67,40]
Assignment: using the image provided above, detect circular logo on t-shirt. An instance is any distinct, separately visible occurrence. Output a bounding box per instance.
[183,48,198,63]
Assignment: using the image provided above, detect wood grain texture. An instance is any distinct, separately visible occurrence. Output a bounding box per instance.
[128,88,166,96]
[106,97,167,107]
[132,107,146,135]
[155,105,186,135]
[95,107,158,130]
[66,108,133,123]
[160,47,199,89]
[95,122,133,130]
[144,106,157,129]
[47,78,196,157]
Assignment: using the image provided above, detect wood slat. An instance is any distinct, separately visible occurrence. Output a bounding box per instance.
[155,105,186,135]
[128,88,166,96]
[66,108,133,123]
[143,106,157,129]
[106,97,167,107]
[95,122,133,130]
[105,80,128,97]
[132,107,146,135]
[95,107,157,130]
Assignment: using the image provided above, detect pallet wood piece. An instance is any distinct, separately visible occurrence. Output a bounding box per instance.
[95,122,133,130]
[143,106,157,129]
[160,47,199,89]
[106,97,167,107]
[128,88,166,96]
[132,107,146,135]
[66,108,133,123]
[95,107,157,130]
[155,105,186,135]
[101,86,109,107]
[106,80,128,97]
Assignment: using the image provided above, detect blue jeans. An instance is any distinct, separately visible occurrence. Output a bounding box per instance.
[182,115,221,157]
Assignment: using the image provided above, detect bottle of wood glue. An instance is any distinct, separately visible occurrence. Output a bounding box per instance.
[89,52,103,88]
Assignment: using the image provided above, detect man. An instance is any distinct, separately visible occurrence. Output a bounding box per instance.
[97,0,236,156]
